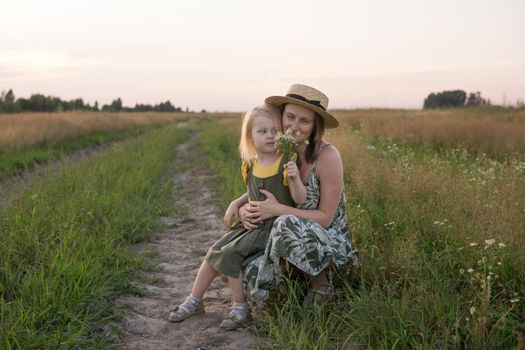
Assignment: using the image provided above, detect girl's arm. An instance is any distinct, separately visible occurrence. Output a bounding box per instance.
[248,146,344,229]
[285,161,307,204]
[223,192,249,227]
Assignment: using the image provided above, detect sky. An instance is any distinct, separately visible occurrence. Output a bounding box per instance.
[1,0,524,111]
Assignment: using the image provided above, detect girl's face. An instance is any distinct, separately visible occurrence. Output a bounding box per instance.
[251,113,277,155]
[282,104,315,144]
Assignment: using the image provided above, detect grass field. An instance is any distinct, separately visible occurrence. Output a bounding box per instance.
[0,112,201,177]
[0,120,196,348]
[201,108,525,349]
[1,108,523,349]
[0,112,200,152]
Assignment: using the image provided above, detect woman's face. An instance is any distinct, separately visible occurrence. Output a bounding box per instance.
[282,103,315,144]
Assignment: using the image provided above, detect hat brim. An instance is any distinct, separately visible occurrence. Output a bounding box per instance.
[265,96,339,129]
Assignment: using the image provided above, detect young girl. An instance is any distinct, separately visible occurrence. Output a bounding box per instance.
[168,104,306,330]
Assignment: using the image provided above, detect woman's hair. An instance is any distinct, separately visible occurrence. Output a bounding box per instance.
[239,104,282,166]
[304,112,325,163]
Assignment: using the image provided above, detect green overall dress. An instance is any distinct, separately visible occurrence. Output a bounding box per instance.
[206,154,295,278]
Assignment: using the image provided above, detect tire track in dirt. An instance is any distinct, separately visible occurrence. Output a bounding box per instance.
[115,137,259,349]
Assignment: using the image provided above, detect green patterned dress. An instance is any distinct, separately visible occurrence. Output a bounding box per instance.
[243,143,358,307]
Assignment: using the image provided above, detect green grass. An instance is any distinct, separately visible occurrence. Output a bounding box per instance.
[200,117,525,349]
[0,121,192,349]
[0,124,166,178]
[200,118,245,208]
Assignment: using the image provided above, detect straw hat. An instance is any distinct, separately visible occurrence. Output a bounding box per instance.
[265,84,339,128]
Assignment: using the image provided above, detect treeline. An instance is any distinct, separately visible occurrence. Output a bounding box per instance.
[98,97,184,113]
[0,89,186,113]
[423,90,491,109]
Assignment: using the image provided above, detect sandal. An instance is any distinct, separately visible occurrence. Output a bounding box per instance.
[168,296,204,323]
[219,303,253,331]
[302,285,332,306]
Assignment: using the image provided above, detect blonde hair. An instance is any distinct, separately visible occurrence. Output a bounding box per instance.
[239,104,282,166]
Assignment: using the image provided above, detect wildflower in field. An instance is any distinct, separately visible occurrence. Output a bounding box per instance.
[459,268,465,274]
[470,306,476,315]
[484,238,496,247]
[498,242,506,248]
[469,242,479,247]
[467,268,475,273]
[275,128,297,163]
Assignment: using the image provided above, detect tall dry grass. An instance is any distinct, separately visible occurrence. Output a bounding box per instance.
[0,112,198,152]
[329,129,525,249]
[328,128,524,347]
[333,108,525,159]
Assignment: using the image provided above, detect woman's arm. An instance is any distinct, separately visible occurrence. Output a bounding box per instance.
[250,146,344,229]
[223,192,249,227]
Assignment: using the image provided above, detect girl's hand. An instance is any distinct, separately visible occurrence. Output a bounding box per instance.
[284,161,299,181]
[239,203,261,230]
[251,189,281,222]
[223,201,239,228]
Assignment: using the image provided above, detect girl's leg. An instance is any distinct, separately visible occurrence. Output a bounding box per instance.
[220,272,252,330]
[191,259,219,298]
[168,260,218,323]
[227,272,245,302]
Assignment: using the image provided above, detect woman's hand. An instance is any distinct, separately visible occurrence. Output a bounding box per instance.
[239,203,261,229]
[250,189,282,223]
[284,161,299,182]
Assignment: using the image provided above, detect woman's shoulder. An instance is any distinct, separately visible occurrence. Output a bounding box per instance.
[316,143,342,167]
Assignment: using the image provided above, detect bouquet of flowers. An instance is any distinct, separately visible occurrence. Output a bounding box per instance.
[275,128,297,163]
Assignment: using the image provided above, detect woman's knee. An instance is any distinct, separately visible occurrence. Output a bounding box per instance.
[273,214,296,226]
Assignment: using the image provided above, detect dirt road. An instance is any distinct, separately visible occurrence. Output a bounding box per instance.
[115,139,259,349]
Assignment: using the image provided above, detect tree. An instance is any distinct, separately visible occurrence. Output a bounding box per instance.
[466,92,489,107]
[102,98,123,112]
[111,98,122,111]
[72,98,84,110]
[0,89,185,113]
[0,90,4,110]
[423,90,467,109]
[1,89,20,113]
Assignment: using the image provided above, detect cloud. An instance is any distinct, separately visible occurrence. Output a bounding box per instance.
[0,50,107,81]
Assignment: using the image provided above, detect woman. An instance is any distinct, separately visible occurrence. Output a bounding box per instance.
[229,83,358,307]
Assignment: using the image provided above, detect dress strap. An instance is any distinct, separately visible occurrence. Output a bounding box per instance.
[313,142,332,165]
[318,141,331,153]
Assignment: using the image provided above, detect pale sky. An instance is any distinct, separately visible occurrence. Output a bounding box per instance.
[1,0,524,111]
